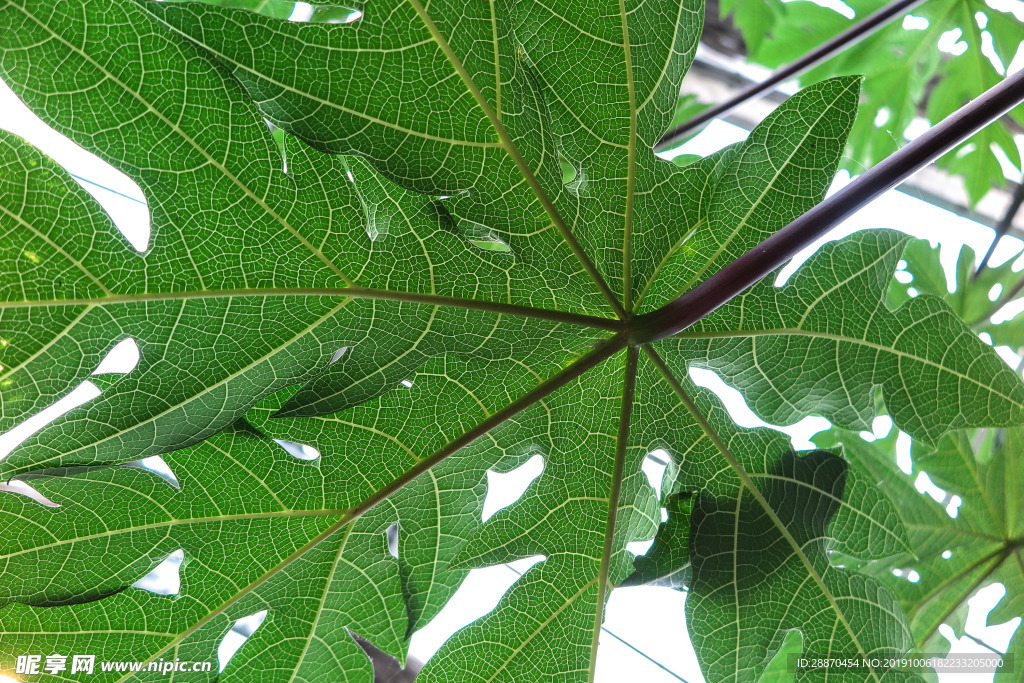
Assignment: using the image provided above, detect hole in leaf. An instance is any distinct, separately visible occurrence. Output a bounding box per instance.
[955,142,977,159]
[122,456,179,488]
[0,80,150,252]
[93,338,140,375]
[688,367,831,450]
[408,556,544,663]
[266,120,287,173]
[914,472,947,503]
[287,1,361,23]
[642,450,668,501]
[626,539,656,556]
[386,522,399,559]
[133,549,183,595]
[902,14,929,30]
[559,155,577,185]
[162,0,363,23]
[896,431,913,474]
[218,609,268,672]
[482,454,543,522]
[460,219,513,253]
[938,28,969,56]
[274,439,321,461]
[981,30,1007,75]
[467,236,512,253]
[0,479,60,507]
[0,381,101,462]
[871,415,892,440]
[400,379,414,388]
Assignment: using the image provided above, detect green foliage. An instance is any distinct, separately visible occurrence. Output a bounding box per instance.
[0,1,1021,681]
[719,0,1024,206]
[889,238,1024,348]
[824,427,1024,675]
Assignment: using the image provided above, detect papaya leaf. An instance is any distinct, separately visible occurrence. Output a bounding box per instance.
[1,1,1022,681]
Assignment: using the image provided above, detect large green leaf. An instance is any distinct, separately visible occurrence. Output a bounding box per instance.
[1,1,1023,681]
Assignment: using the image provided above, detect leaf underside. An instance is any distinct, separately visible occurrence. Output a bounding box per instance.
[0,1,1021,681]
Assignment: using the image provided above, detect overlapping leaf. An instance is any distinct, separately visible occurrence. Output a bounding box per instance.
[1,0,1024,681]
[837,428,1024,675]
[887,237,1024,350]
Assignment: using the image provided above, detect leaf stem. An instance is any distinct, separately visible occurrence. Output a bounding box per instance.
[973,182,1024,280]
[913,548,1006,649]
[654,0,926,150]
[633,68,1024,344]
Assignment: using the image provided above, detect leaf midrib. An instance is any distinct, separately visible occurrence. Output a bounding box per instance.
[1,507,348,562]
[284,522,354,683]
[619,0,638,312]
[588,346,637,681]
